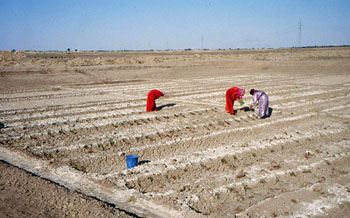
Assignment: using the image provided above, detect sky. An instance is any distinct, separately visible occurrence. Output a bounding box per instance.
[0,0,349,51]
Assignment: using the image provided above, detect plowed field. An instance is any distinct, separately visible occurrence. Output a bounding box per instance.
[1,48,350,217]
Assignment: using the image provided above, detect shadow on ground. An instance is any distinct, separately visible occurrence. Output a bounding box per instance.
[239,106,274,118]
[157,103,176,110]
[138,160,151,166]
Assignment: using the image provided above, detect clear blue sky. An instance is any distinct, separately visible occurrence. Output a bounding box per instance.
[1,0,349,51]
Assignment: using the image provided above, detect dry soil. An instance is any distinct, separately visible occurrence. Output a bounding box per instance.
[1,47,350,217]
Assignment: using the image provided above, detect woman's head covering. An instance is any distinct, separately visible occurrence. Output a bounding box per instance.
[250,89,255,95]
[238,88,245,96]
[237,88,245,100]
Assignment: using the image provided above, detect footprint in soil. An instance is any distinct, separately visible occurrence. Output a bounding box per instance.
[236,170,246,178]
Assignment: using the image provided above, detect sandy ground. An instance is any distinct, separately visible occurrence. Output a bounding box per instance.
[0,47,350,217]
[0,161,132,218]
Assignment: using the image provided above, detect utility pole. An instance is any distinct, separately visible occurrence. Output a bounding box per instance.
[166,36,168,50]
[298,21,303,48]
[201,35,204,50]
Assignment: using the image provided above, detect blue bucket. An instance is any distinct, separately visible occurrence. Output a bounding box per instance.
[126,155,139,169]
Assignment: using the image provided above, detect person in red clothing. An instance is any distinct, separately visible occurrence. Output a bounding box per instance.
[225,87,245,115]
[146,89,165,112]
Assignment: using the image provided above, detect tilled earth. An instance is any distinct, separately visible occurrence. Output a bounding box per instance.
[1,48,350,217]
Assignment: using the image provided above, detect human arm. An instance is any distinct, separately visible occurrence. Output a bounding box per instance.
[251,92,258,108]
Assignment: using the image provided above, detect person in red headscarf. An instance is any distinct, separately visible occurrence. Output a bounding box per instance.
[146,89,165,112]
[225,87,245,115]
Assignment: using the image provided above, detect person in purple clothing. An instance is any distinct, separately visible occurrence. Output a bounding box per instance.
[249,89,270,118]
